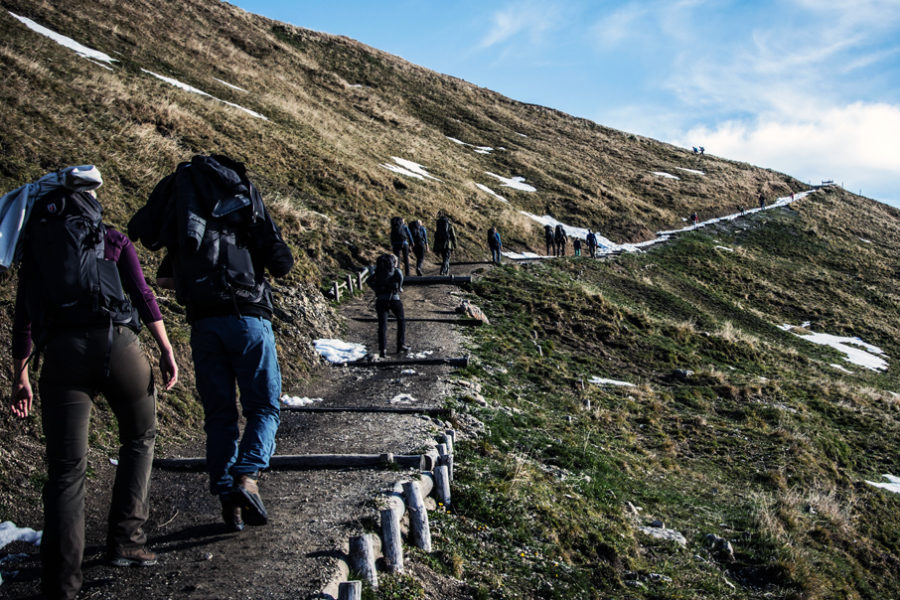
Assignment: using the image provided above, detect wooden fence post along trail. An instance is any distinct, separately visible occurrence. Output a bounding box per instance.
[338,430,456,595]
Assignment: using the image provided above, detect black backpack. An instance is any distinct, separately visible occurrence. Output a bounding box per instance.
[369,253,399,296]
[20,189,139,339]
[169,156,269,314]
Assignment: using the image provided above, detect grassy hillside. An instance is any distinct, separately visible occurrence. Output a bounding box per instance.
[411,187,900,598]
[1,1,898,597]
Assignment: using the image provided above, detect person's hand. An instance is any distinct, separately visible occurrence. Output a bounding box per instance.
[159,347,178,391]
[11,372,33,418]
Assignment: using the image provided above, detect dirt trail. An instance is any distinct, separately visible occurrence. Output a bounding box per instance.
[1,262,479,600]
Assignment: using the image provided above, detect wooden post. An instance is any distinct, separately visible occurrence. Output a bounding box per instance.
[349,534,378,588]
[443,431,455,455]
[402,481,432,552]
[356,269,363,290]
[434,464,451,507]
[380,507,404,573]
[332,281,340,302]
[346,274,354,293]
[338,581,362,600]
[437,443,453,481]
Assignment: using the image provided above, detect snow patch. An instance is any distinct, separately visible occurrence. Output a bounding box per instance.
[830,363,853,374]
[651,171,680,180]
[281,396,324,407]
[0,522,41,549]
[9,12,117,65]
[314,339,368,364]
[213,77,247,92]
[778,324,888,372]
[502,250,546,259]
[485,172,536,192]
[589,376,635,388]
[141,70,268,120]
[676,167,705,175]
[715,245,734,252]
[866,474,900,495]
[475,183,507,203]
[390,393,416,405]
[380,157,441,181]
[400,369,417,376]
[409,350,434,359]
[657,190,813,237]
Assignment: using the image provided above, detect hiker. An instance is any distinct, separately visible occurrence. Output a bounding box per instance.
[544,224,554,255]
[739,205,746,216]
[367,253,408,357]
[390,216,413,276]
[690,212,699,226]
[7,166,178,600]
[554,224,567,257]
[487,225,502,264]
[129,154,293,534]
[573,237,582,257]
[758,192,766,209]
[699,146,705,155]
[410,219,428,276]
[432,213,457,276]
[586,230,598,258]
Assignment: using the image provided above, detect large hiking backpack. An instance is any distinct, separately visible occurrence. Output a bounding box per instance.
[434,216,450,250]
[369,253,399,296]
[20,188,139,338]
[171,156,268,312]
[390,216,407,246]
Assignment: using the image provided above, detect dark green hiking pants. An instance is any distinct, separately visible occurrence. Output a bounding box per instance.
[37,327,157,600]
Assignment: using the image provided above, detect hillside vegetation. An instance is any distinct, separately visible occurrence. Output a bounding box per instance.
[1,1,898,598]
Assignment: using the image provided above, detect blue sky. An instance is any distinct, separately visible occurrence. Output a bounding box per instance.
[231,0,900,207]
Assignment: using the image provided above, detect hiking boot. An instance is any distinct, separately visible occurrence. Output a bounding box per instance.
[399,345,411,355]
[107,546,158,567]
[221,493,244,532]
[233,473,268,526]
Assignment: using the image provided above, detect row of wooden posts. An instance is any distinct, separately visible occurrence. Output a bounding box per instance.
[329,267,473,303]
[335,431,455,599]
[330,267,371,303]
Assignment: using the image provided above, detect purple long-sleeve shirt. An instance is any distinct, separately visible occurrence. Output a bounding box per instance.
[12,227,163,359]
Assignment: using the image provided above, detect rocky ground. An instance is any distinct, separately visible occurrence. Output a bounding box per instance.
[1,259,481,599]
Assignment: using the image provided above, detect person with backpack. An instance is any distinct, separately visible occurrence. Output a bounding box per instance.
[586,230,598,258]
[367,253,408,358]
[129,154,293,534]
[409,219,428,276]
[573,237,582,257]
[432,213,457,276]
[390,216,413,276]
[7,166,178,600]
[487,226,502,264]
[544,224,554,256]
[554,224,567,257]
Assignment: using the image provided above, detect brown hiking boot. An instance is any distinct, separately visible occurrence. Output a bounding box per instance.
[221,493,244,532]
[107,546,158,567]
[233,473,268,526]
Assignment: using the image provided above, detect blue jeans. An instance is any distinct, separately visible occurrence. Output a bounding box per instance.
[190,316,281,495]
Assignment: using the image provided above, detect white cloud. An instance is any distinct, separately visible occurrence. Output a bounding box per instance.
[677,102,900,203]
[479,1,562,48]
[590,4,648,48]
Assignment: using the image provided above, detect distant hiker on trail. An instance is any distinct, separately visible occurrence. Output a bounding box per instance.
[544,224,554,255]
[488,225,502,264]
[739,205,746,216]
[390,216,413,276]
[699,146,705,155]
[758,192,766,209]
[410,219,428,276]
[6,166,178,600]
[433,213,457,276]
[367,253,408,358]
[692,147,699,154]
[129,154,294,534]
[690,212,699,226]
[586,230,599,258]
[554,224,567,257]
[573,237,582,256]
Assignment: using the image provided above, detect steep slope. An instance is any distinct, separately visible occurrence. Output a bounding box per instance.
[433,187,900,598]
[1,1,896,598]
